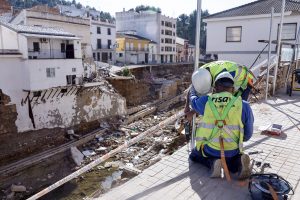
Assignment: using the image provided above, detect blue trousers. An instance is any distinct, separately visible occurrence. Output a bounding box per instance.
[189,148,241,173]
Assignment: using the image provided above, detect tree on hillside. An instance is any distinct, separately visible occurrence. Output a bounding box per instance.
[130,5,161,13]
[177,14,189,40]
[177,10,209,51]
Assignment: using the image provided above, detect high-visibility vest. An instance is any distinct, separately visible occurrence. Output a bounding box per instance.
[201,61,254,91]
[195,92,244,154]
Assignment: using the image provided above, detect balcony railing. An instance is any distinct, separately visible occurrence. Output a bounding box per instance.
[28,49,76,59]
[125,47,149,52]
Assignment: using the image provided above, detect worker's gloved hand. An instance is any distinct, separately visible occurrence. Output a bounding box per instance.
[185,110,196,122]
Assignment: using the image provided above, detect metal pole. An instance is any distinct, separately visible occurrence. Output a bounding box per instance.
[27,110,185,200]
[265,7,274,101]
[191,0,202,150]
[194,0,202,71]
[295,26,300,70]
[273,0,286,95]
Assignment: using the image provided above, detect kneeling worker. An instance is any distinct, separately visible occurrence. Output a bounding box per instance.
[189,72,254,179]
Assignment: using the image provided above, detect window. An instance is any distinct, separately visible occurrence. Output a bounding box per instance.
[226,26,242,42]
[107,28,111,35]
[97,39,102,49]
[161,39,164,43]
[161,21,164,26]
[72,68,76,72]
[97,52,100,61]
[108,40,112,49]
[173,32,175,36]
[119,53,123,57]
[61,43,66,53]
[161,47,164,51]
[109,52,112,60]
[173,47,175,52]
[66,75,76,85]
[93,53,96,59]
[161,30,164,34]
[278,23,297,40]
[46,68,55,78]
[33,42,40,52]
[173,24,175,28]
[97,27,101,34]
[173,40,175,44]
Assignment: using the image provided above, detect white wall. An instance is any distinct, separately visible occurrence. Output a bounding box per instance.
[0,57,126,132]
[0,25,19,50]
[23,59,83,91]
[205,14,300,67]
[91,21,116,63]
[11,10,93,58]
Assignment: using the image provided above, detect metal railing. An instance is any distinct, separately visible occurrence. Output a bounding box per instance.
[28,49,75,59]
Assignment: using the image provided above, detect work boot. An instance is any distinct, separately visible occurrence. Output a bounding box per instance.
[238,154,251,179]
[210,159,222,178]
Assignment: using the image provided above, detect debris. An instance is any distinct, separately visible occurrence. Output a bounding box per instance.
[121,165,142,175]
[82,150,96,157]
[6,192,15,199]
[104,161,121,168]
[67,130,80,140]
[95,135,104,142]
[95,147,107,152]
[11,184,26,192]
[70,147,84,166]
[130,132,139,137]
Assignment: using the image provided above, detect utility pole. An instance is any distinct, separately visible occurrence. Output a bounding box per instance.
[273,0,286,95]
[191,0,202,150]
[194,0,202,71]
[265,7,274,101]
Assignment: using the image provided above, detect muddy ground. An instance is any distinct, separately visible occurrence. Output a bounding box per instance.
[0,105,187,200]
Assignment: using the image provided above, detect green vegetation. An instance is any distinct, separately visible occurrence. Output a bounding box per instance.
[121,67,132,77]
[129,5,161,13]
[177,10,210,51]
[8,0,114,21]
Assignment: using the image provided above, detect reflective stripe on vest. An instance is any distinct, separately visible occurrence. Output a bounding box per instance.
[195,92,244,152]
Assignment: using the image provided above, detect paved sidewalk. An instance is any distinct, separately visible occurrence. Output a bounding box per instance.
[97,92,300,200]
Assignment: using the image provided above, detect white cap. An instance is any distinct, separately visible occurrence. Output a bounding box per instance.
[214,72,234,87]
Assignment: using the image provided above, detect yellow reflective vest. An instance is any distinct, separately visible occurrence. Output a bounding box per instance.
[195,92,244,153]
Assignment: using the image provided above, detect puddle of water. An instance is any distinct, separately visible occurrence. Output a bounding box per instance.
[101,170,123,191]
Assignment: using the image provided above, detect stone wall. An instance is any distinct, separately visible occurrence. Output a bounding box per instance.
[0,90,18,136]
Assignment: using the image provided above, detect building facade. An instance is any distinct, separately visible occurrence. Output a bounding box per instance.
[91,20,116,64]
[204,0,300,67]
[0,22,126,133]
[116,10,176,64]
[10,6,92,59]
[116,33,152,64]
[176,37,195,62]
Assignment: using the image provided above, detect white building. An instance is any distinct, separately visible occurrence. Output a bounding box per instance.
[0,22,83,91]
[10,6,92,59]
[204,0,300,67]
[91,20,116,64]
[57,4,117,64]
[116,10,177,63]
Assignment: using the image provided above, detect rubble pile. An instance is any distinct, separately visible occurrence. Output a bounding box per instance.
[78,109,186,172]
[250,65,290,103]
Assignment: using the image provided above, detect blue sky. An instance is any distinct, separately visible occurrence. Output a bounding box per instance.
[78,0,257,17]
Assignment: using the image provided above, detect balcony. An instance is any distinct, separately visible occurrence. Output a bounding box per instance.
[22,59,84,91]
[28,49,76,59]
[125,47,149,52]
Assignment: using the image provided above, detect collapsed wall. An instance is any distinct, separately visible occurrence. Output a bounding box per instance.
[108,63,194,107]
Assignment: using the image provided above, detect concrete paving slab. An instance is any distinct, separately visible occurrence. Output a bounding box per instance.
[96,92,300,200]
